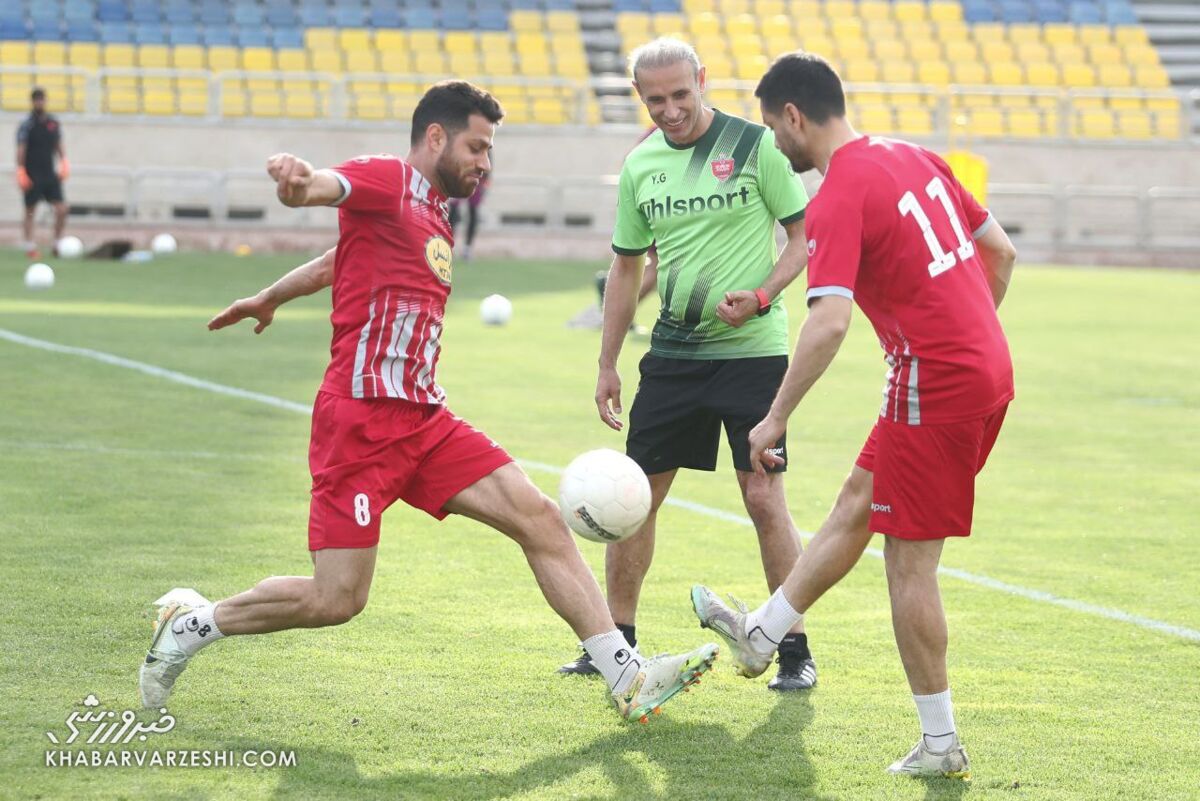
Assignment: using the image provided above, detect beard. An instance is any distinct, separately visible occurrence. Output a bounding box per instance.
[435,155,477,199]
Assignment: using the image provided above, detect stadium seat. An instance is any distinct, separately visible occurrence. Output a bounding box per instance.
[68,42,101,68]
[897,107,934,135]
[1026,62,1060,86]
[1116,109,1154,139]
[138,44,171,69]
[103,44,136,68]
[208,46,239,72]
[1006,107,1046,137]
[1076,108,1115,137]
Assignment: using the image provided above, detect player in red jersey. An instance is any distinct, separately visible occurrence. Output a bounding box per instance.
[691,54,1017,778]
[139,81,718,724]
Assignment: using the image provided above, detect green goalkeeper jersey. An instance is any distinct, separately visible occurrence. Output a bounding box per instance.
[612,109,809,360]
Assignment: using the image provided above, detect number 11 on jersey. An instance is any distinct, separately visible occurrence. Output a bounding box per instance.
[898,176,975,278]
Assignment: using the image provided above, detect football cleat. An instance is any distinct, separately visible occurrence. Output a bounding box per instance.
[557,646,601,677]
[611,643,719,723]
[138,603,192,709]
[887,738,971,780]
[689,585,774,678]
[767,653,817,691]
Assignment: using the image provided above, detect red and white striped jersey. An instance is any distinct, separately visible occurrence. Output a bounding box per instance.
[320,155,455,405]
[804,137,1014,425]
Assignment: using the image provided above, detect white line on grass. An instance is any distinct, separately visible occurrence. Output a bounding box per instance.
[5,326,1199,644]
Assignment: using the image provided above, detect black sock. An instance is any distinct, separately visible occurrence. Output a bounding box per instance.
[778,632,811,661]
[616,623,637,649]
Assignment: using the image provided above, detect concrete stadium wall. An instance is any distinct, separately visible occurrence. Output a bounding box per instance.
[1,114,1198,265]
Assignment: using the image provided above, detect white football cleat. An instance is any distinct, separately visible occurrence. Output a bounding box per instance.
[887,737,971,779]
[138,603,192,709]
[611,643,719,723]
[689,585,774,678]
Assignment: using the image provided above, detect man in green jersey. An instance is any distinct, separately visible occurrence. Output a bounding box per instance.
[559,38,818,691]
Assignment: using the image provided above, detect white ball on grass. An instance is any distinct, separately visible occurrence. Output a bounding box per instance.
[24,263,55,290]
[151,233,177,254]
[480,294,513,326]
[56,235,84,258]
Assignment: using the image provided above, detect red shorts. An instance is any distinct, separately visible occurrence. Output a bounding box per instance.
[307,391,513,550]
[855,404,1008,540]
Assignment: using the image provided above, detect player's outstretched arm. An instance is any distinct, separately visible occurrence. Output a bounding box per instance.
[747,295,852,474]
[716,218,808,328]
[267,153,345,207]
[595,252,646,431]
[975,223,1017,310]
[208,247,336,334]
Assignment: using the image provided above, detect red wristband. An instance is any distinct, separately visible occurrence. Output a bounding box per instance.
[754,287,771,311]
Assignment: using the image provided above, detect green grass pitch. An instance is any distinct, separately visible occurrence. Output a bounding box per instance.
[0,249,1197,800]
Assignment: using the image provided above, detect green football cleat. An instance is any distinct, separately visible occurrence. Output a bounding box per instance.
[690,585,776,679]
[887,738,972,780]
[138,603,192,709]
[611,643,719,723]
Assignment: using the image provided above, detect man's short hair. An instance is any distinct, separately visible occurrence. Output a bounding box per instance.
[754,52,846,124]
[410,81,504,146]
[31,87,45,102]
[628,37,701,82]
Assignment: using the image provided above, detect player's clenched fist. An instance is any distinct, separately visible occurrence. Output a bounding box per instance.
[267,153,314,207]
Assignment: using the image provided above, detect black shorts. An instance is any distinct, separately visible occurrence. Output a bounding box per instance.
[24,176,63,208]
[626,354,788,475]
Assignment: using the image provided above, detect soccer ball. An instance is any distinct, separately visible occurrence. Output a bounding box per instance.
[24,263,54,290]
[151,233,177,254]
[558,449,651,543]
[56,235,83,258]
[480,294,512,326]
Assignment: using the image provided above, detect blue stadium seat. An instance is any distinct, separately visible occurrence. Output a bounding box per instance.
[236,27,272,47]
[32,21,66,41]
[134,24,168,44]
[962,1,998,22]
[370,8,404,27]
[613,0,650,10]
[1068,1,1102,22]
[266,7,298,26]
[1032,0,1068,22]
[232,6,265,25]
[0,21,30,40]
[298,7,333,25]
[98,21,134,42]
[476,10,510,29]
[164,7,194,24]
[64,5,96,23]
[999,1,1033,22]
[66,21,100,41]
[30,5,64,23]
[1104,2,1138,23]
[198,6,231,25]
[272,28,305,49]
[333,6,368,26]
[97,4,129,23]
[442,9,474,28]
[407,7,440,27]
[647,0,682,12]
[168,26,202,45]
[201,27,235,46]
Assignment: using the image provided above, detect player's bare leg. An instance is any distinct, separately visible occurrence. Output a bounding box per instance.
[559,470,675,675]
[735,469,815,689]
[140,547,377,708]
[691,466,872,676]
[22,207,36,253]
[52,201,68,242]
[446,462,717,721]
[883,536,969,779]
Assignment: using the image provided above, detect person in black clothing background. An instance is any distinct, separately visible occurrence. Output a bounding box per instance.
[16,87,70,258]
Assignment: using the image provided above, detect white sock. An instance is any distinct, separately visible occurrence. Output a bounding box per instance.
[913,689,958,752]
[583,630,643,694]
[171,604,225,656]
[743,588,803,656]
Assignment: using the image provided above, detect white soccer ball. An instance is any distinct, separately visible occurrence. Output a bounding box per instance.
[151,233,177,254]
[480,293,512,326]
[56,235,83,258]
[24,262,55,290]
[558,449,651,544]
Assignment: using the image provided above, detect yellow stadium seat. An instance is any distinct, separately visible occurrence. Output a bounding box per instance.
[208,46,239,71]
[837,38,871,59]
[480,31,513,51]
[968,108,1005,136]
[698,33,729,55]
[800,32,836,54]
[990,62,1023,85]
[276,50,309,71]
[996,92,1031,108]
[170,44,204,70]
[1134,65,1170,89]
[844,59,880,82]
[683,0,716,11]
[1052,43,1087,64]
[873,39,906,61]
[928,1,963,22]
[1043,24,1076,46]
[409,31,441,52]
[246,91,280,117]
[971,23,1005,44]
[944,41,979,63]
[135,44,169,68]
[1008,24,1041,45]
[756,0,786,14]
[825,0,856,18]
[690,12,721,36]
[220,88,246,117]
[1098,64,1132,88]
[953,62,987,85]
[143,90,175,115]
[68,42,100,68]
[731,34,765,56]
[1108,94,1142,109]
[857,104,895,132]
[1,83,32,112]
[33,42,67,66]
[345,51,378,72]
[285,93,319,119]
[897,107,933,135]
[444,32,477,54]
[1026,62,1059,86]
[449,52,481,75]
[1116,109,1153,139]
[1153,110,1180,138]
[1113,26,1150,46]
[917,60,951,84]
[865,19,899,40]
[556,55,589,78]
[908,39,942,61]
[532,97,568,124]
[305,28,338,51]
[178,91,208,116]
[1006,108,1044,137]
[0,41,31,65]
[1125,45,1160,67]
[830,18,864,40]
[375,30,406,51]
[510,10,544,32]
[1015,42,1050,62]
[1076,108,1114,137]
[1088,43,1122,64]
[546,11,581,33]
[105,90,141,114]
[310,49,343,73]
[103,44,136,68]
[1078,25,1111,45]
[616,13,651,36]
[1062,63,1096,87]
[338,29,371,52]
[414,51,447,73]
[518,54,552,76]
[981,41,1015,62]
[893,1,928,22]
[793,0,822,17]
[241,47,275,72]
[727,14,759,37]
[858,1,891,21]
[380,52,412,73]
[881,60,916,83]
[353,92,388,121]
[933,20,968,41]
[720,0,752,13]
[900,20,936,43]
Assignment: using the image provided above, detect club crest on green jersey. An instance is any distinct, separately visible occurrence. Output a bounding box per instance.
[711,156,735,181]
